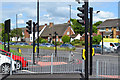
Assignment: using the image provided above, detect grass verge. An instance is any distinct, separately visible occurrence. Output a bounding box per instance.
[0,44,22,56]
[10,45,76,51]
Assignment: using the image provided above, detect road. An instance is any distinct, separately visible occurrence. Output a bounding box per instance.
[10,47,120,77]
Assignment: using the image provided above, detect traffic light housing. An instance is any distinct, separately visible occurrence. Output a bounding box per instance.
[4,19,11,33]
[26,20,32,34]
[111,30,113,38]
[77,5,85,25]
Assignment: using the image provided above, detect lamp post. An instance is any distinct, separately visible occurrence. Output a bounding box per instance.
[16,14,22,43]
[69,5,71,42]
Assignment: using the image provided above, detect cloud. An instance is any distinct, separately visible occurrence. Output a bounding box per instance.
[93,11,116,22]
[17,19,25,24]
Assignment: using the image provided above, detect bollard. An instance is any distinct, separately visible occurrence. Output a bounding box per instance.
[10,53,12,75]
[96,60,99,79]
[51,53,53,74]
[82,60,84,73]
[69,52,71,62]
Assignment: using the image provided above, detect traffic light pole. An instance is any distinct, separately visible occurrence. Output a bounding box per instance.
[85,1,89,80]
[33,22,36,65]
[4,29,6,51]
[90,7,93,75]
[37,0,39,58]
[55,32,57,57]
[102,32,103,55]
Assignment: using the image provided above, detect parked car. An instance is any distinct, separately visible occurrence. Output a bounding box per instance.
[117,46,120,53]
[40,43,55,47]
[92,45,111,54]
[0,49,28,70]
[60,44,75,48]
[0,54,16,73]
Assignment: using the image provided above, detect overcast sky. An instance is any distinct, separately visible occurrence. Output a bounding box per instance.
[0,0,119,29]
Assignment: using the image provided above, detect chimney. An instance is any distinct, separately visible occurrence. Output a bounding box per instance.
[67,20,70,24]
[49,22,53,27]
[45,23,47,26]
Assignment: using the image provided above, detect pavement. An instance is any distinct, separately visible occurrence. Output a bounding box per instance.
[3,73,84,80]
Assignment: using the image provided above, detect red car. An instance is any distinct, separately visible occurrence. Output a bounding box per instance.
[0,49,28,70]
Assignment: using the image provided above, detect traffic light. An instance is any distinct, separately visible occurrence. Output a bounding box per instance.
[77,5,85,25]
[5,19,11,33]
[26,20,32,34]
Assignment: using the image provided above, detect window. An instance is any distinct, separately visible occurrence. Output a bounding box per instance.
[67,32,69,35]
[116,27,119,31]
[31,37,32,40]
[60,38,62,42]
[56,38,58,42]
[100,28,105,31]
[108,27,111,31]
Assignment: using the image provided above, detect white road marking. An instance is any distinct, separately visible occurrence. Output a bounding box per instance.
[21,70,37,73]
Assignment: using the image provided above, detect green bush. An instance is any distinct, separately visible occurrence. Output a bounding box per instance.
[57,41,62,46]
[62,35,70,43]
[36,37,44,43]
[41,39,47,43]
[93,35,102,44]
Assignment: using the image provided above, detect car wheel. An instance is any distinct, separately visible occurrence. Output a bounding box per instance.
[1,64,10,73]
[16,61,22,70]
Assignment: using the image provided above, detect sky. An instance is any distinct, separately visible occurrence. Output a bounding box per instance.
[0,0,119,29]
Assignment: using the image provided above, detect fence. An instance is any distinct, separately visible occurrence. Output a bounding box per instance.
[96,59,119,79]
[5,48,83,74]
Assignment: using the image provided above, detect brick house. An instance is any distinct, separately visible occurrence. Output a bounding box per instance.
[40,22,75,43]
[80,33,97,43]
[97,19,120,39]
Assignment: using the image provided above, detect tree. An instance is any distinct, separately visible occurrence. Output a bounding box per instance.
[10,28,23,39]
[93,35,102,44]
[62,35,70,43]
[71,19,85,35]
[93,21,102,26]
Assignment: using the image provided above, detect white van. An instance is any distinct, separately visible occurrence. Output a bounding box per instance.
[0,54,16,73]
[100,42,118,52]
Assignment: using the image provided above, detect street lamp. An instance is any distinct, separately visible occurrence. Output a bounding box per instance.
[69,5,71,42]
[16,14,22,43]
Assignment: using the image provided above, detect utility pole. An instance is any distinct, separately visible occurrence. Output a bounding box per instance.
[90,7,93,75]
[37,0,39,58]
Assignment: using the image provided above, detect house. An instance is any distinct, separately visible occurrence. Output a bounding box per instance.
[40,22,75,43]
[10,27,30,42]
[71,34,82,42]
[80,33,97,42]
[97,19,120,39]
[29,25,45,42]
